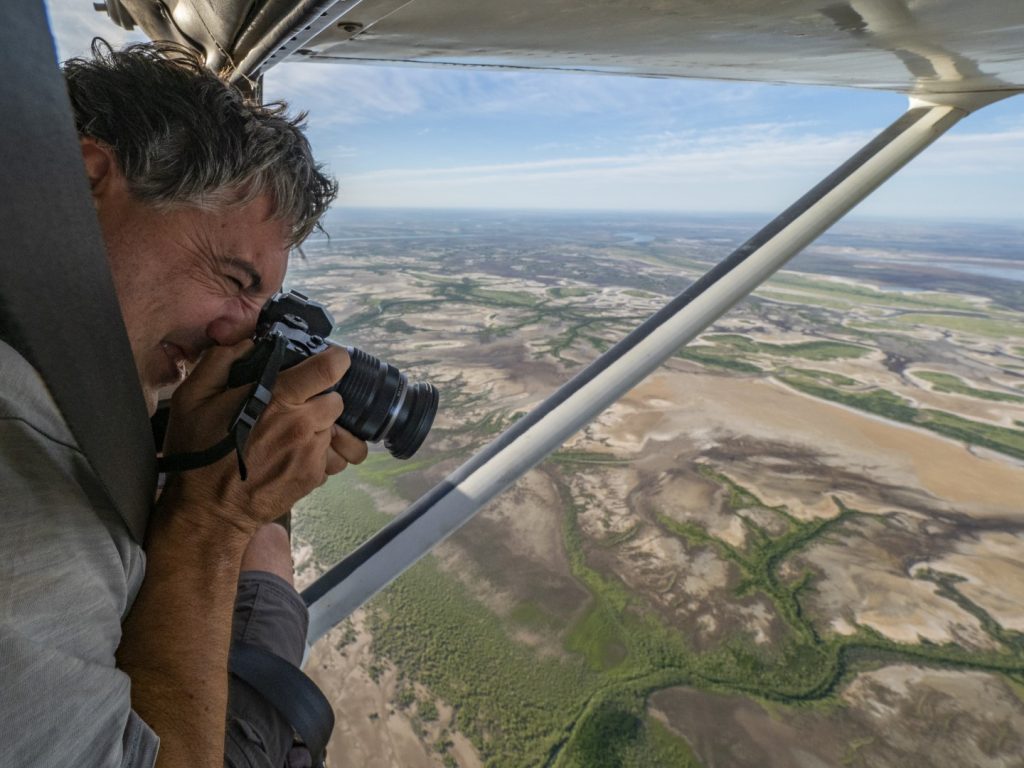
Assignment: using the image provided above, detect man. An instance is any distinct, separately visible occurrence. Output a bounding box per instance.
[0,41,366,766]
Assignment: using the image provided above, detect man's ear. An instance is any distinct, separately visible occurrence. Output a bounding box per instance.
[79,137,116,197]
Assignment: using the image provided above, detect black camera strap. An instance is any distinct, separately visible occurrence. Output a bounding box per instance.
[157,333,288,480]
[229,641,334,768]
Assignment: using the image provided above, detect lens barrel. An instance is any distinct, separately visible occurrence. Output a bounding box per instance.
[335,347,438,459]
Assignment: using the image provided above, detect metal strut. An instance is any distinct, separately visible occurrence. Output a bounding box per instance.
[302,101,968,645]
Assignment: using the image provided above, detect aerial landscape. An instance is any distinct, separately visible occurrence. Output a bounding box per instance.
[287,209,1024,768]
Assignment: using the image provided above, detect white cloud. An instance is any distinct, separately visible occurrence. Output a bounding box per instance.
[45,0,146,61]
[265,59,769,126]
[902,125,1024,175]
[335,122,1024,217]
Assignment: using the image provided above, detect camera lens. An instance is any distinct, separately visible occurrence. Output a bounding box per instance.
[335,347,438,459]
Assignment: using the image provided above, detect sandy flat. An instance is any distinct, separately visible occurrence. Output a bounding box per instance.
[915,532,1024,632]
[593,367,1024,520]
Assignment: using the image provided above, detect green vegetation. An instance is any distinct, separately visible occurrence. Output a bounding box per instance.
[915,410,1024,461]
[509,601,561,630]
[754,288,865,311]
[915,371,1024,404]
[549,450,632,466]
[347,451,445,493]
[767,273,982,312]
[778,374,1024,461]
[436,277,544,309]
[784,367,859,387]
[549,286,592,299]
[418,697,439,721]
[886,312,1024,338]
[778,374,918,421]
[677,347,762,374]
[565,604,629,671]
[366,543,596,767]
[293,478,385,560]
[559,702,701,768]
[677,333,870,376]
[705,334,870,361]
[628,717,702,768]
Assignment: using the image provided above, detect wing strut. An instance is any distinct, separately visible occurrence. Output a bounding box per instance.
[303,101,967,645]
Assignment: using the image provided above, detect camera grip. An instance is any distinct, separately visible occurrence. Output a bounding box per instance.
[228,342,273,389]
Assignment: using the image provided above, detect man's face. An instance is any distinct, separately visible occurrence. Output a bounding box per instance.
[86,141,290,415]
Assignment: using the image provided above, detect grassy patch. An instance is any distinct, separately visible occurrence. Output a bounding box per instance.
[779,373,1024,461]
[509,600,561,630]
[559,701,705,768]
[347,451,444,494]
[784,367,859,387]
[566,603,629,671]
[768,274,981,312]
[915,371,1024,404]
[755,288,860,311]
[678,347,763,374]
[778,375,918,421]
[549,286,592,299]
[548,450,632,466]
[628,717,703,767]
[890,312,1024,338]
[436,278,543,308]
[706,334,870,361]
[916,409,1024,461]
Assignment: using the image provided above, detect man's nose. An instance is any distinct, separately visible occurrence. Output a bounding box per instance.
[205,302,261,346]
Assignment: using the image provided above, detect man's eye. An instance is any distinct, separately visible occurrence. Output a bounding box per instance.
[226,275,245,290]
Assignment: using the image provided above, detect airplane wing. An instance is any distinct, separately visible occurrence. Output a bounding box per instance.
[102,0,1024,95]
[95,0,1024,644]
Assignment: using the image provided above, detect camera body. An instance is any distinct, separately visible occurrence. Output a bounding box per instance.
[228,290,437,460]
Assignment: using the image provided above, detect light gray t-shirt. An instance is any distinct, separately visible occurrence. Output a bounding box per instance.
[0,339,159,766]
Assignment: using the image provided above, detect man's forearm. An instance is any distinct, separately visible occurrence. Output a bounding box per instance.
[117,493,252,768]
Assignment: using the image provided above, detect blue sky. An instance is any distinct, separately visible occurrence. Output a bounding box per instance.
[46,0,1023,221]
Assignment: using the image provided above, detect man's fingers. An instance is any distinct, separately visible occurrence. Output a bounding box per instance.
[322,426,367,477]
[274,345,349,404]
[324,445,348,476]
[332,425,368,465]
[305,391,345,428]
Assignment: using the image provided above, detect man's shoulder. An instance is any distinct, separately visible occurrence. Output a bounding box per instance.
[0,336,147,624]
[0,337,77,448]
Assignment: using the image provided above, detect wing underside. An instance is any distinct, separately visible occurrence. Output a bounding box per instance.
[108,0,1024,95]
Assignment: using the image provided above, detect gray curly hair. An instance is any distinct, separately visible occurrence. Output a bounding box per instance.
[63,40,337,245]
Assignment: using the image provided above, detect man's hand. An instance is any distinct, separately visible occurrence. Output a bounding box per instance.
[161,340,368,534]
[121,340,368,768]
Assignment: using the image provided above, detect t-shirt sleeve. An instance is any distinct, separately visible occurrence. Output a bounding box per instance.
[0,407,159,766]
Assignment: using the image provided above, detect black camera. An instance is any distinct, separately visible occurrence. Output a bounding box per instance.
[228,290,438,459]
